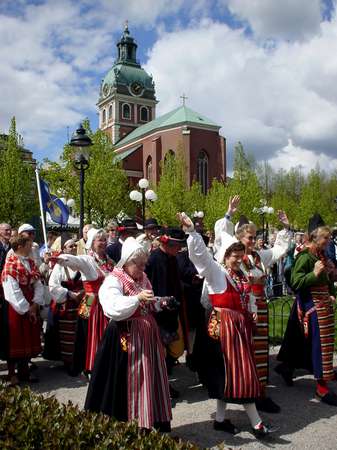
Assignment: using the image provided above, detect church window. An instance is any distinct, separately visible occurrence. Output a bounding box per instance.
[108,105,112,119]
[197,150,208,194]
[146,156,153,182]
[140,106,148,122]
[102,109,106,124]
[122,103,131,119]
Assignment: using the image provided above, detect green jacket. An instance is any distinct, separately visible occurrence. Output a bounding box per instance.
[290,248,336,297]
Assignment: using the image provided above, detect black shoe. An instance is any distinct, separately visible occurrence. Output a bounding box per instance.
[169,384,180,399]
[318,391,337,406]
[213,419,240,435]
[256,397,281,414]
[251,422,278,439]
[274,363,294,387]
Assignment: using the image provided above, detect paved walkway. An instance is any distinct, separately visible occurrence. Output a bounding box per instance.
[1,350,337,449]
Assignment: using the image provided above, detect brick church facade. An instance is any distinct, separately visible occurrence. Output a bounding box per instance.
[97,24,226,193]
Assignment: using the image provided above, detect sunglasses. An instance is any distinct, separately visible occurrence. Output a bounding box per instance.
[246,236,256,241]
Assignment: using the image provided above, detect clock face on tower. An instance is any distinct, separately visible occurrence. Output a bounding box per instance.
[130,81,143,96]
[102,83,110,97]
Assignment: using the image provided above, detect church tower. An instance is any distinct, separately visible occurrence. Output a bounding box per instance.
[98,23,157,144]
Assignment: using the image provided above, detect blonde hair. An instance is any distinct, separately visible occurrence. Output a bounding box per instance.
[236,223,257,240]
[309,225,331,243]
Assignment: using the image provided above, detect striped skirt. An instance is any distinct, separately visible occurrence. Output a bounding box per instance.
[58,300,78,367]
[253,295,269,387]
[128,313,172,429]
[311,286,335,381]
[219,308,260,401]
[86,296,108,372]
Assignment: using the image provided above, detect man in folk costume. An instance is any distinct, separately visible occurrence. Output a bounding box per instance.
[85,237,173,431]
[2,236,44,385]
[276,214,337,405]
[145,228,186,386]
[178,212,277,438]
[46,239,85,375]
[106,219,139,264]
[54,229,114,373]
[214,196,291,413]
[136,218,161,254]
[0,223,12,361]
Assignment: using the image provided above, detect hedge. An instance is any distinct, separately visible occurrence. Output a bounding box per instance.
[0,383,198,449]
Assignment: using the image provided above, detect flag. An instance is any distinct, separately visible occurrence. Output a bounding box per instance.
[39,179,69,225]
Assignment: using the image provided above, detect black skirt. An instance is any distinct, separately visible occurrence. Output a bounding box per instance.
[84,320,128,421]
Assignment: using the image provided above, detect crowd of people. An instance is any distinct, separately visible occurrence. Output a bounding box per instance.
[0,197,336,440]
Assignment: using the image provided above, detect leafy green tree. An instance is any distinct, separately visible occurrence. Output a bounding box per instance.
[41,120,133,227]
[227,142,263,226]
[203,179,229,231]
[0,117,38,226]
[148,147,187,226]
[297,168,335,229]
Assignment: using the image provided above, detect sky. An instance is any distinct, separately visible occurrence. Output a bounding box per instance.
[1,0,337,173]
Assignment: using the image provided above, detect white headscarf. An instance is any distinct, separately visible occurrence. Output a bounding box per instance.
[85,228,104,250]
[116,237,144,268]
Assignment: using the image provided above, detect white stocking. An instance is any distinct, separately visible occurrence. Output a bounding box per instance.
[243,403,262,428]
[215,399,227,422]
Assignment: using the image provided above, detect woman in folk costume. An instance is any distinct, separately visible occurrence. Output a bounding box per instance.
[2,236,44,386]
[276,214,337,405]
[46,239,85,375]
[214,196,291,413]
[55,228,114,373]
[85,237,173,431]
[177,212,277,438]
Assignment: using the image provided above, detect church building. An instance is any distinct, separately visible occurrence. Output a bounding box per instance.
[97,24,226,193]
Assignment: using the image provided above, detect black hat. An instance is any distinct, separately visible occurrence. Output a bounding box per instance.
[117,219,138,231]
[160,227,187,244]
[144,218,160,230]
[308,213,325,235]
[236,215,250,229]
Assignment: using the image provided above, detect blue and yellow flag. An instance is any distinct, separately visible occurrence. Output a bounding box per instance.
[39,179,69,225]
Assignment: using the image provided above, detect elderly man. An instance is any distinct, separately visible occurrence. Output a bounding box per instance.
[77,224,93,255]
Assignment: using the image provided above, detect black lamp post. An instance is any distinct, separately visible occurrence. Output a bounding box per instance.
[70,123,92,238]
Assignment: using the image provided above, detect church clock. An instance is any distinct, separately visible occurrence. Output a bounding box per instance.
[130,81,143,96]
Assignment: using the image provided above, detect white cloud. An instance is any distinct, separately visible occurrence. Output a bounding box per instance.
[225,0,324,41]
[145,16,337,169]
[268,139,337,172]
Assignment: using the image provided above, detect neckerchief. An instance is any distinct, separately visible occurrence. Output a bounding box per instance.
[88,250,114,274]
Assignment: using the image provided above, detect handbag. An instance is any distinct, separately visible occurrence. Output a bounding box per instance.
[207,310,220,340]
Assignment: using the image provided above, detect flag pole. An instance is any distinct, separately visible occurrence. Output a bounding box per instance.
[35,168,48,249]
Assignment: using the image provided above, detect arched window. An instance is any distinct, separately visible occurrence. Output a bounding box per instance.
[140,106,148,122]
[197,151,208,194]
[102,109,106,124]
[146,156,153,182]
[108,105,112,119]
[122,103,131,119]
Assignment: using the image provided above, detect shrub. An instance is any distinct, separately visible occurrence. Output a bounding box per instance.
[0,384,198,449]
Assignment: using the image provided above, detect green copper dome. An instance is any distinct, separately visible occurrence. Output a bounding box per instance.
[99,24,155,101]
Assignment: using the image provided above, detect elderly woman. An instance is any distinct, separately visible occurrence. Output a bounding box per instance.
[178,212,276,438]
[2,236,44,385]
[55,229,113,373]
[85,237,173,432]
[277,215,337,405]
[45,239,84,375]
[214,196,291,413]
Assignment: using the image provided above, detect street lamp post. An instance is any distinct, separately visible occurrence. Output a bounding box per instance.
[253,200,274,244]
[70,124,92,238]
[129,178,157,226]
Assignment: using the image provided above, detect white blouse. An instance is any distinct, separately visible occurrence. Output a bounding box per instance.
[57,253,106,281]
[48,264,80,304]
[2,256,44,315]
[99,275,140,321]
[214,216,291,269]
